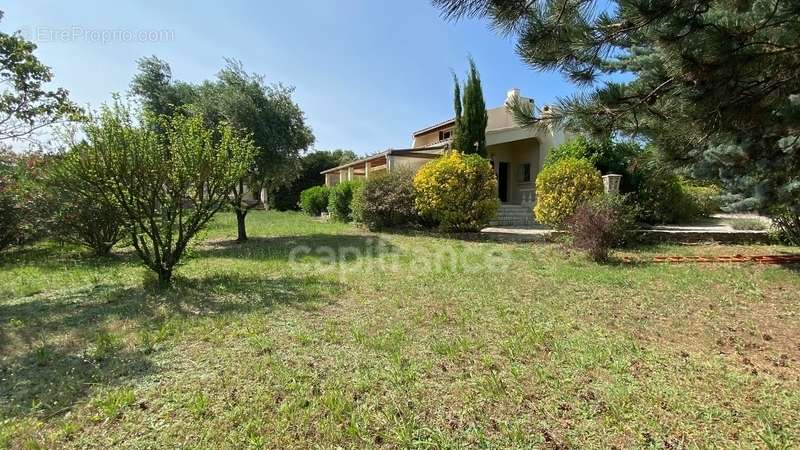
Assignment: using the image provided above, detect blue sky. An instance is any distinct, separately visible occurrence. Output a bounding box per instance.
[4,0,580,155]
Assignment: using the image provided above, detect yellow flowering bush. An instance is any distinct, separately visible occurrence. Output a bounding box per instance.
[413,151,499,232]
[534,157,603,227]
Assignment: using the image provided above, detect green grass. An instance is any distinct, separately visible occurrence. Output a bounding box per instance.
[1,210,799,448]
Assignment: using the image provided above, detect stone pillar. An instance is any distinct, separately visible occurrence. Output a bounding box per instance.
[260,187,269,210]
[602,174,622,195]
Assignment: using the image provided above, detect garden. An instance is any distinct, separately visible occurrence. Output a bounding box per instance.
[300,135,788,262]
[2,2,800,447]
[4,125,798,447]
[2,210,800,448]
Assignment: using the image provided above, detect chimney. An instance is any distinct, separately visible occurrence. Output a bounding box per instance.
[505,88,520,106]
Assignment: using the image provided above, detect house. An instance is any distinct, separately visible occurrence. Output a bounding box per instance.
[321,89,572,224]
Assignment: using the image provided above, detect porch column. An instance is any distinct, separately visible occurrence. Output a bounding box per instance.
[365,161,371,179]
[386,155,395,171]
[324,173,332,187]
[339,169,347,183]
[347,166,354,181]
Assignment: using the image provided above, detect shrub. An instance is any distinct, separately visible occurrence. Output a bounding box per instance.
[328,179,364,222]
[729,218,767,231]
[353,168,418,230]
[0,150,54,251]
[413,151,498,232]
[544,135,640,175]
[299,185,330,216]
[48,146,124,256]
[768,207,800,245]
[564,194,637,262]
[626,154,705,224]
[548,140,718,225]
[534,157,603,227]
[683,183,722,217]
[0,169,19,252]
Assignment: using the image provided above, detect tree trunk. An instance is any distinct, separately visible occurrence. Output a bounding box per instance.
[235,209,248,242]
[157,268,172,288]
[95,244,113,258]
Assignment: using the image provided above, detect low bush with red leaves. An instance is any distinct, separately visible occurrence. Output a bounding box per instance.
[564,194,637,262]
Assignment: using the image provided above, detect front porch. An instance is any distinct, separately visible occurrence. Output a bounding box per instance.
[487,136,541,208]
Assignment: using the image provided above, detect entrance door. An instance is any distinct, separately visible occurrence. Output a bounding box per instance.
[498,161,509,203]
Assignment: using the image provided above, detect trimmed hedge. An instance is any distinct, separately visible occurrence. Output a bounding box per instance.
[328,180,364,222]
[413,151,498,232]
[299,185,330,216]
[534,157,603,228]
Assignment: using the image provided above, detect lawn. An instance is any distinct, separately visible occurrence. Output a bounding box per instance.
[1,211,799,448]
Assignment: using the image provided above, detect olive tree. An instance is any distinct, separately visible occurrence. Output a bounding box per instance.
[79,103,256,285]
[193,60,315,241]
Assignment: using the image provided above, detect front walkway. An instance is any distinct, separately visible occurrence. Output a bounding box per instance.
[481,214,773,244]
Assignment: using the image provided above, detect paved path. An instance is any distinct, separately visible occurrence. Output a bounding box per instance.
[481,214,773,244]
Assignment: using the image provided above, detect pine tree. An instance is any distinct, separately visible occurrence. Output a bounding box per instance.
[433,0,800,220]
[451,58,488,156]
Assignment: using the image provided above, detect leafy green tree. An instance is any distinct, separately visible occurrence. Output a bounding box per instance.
[129,56,196,119]
[451,58,488,156]
[190,60,315,240]
[433,0,800,221]
[271,149,356,210]
[129,58,315,241]
[48,145,124,256]
[0,11,81,143]
[77,103,256,285]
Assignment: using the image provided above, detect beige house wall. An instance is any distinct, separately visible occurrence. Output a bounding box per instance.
[412,128,453,148]
[392,155,434,172]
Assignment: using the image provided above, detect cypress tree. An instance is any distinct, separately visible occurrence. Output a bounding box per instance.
[451,58,488,156]
[451,72,465,151]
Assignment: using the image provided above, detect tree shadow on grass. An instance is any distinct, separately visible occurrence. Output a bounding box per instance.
[0,242,137,270]
[0,273,343,420]
[198,233,395,262]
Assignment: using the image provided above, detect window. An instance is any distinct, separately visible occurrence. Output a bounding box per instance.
[438,129,451,141]
[519,163,532,182]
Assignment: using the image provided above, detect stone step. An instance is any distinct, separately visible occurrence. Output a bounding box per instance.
[491,204,537,226]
